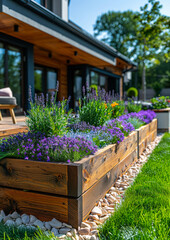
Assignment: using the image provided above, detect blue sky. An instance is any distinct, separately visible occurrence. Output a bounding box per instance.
[69,0,170,34]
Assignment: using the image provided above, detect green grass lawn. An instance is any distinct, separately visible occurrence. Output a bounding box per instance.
[99,133,170,240]
[0,224,57,240]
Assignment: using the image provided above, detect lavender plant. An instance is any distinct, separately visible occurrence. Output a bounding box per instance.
[26,85,71,137]
[119,110,156,125]
[0,132,98,162]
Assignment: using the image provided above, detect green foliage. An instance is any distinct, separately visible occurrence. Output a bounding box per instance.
[94,10,138,58]
[127,117,144,129]
[107,101,125,118]
[127,101,142,113]
[151,96,169,109]
[152,81,163,96]
[0,223,36,240]
[79,100,112,127]
[99,133,170,240]
[26,98,71,137]
[127,87,138,98]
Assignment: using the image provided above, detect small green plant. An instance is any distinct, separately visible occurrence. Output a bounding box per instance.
[127,87,138,98]
[107,101,125,118]
[127,101,142,113]
[79,100,112,127]
[127,117,144,129]
[26,89,71,137]
[151,96,169,109]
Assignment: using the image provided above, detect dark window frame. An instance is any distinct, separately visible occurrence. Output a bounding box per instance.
[0,40,24,111]
[34,0,53,11]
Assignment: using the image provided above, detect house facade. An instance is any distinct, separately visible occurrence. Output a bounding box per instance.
[0,0,137,112]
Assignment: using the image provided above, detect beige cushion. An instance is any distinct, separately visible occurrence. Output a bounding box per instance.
[0,88,13,97]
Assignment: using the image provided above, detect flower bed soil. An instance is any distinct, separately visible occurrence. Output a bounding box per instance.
[0,119,157,228]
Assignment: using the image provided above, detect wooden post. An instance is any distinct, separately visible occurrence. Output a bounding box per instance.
[0,111,2,121]
[9,108,17,124]
[120,76,123,100]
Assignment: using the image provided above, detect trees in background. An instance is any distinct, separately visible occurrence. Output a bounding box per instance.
[94,0,170,99]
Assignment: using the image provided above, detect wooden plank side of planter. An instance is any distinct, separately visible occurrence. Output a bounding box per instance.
[149,119,157,133]
[80,131,137,194]
[138,119,157,156]
[0,159,68,196]
[0,187,69,223]
[81,148,137,221]
[138,124,150,145]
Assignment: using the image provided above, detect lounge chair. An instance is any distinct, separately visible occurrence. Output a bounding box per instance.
[0,88,17,124]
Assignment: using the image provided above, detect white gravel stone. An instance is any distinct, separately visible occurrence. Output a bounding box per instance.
[90,236,97,240]
[15,218,22,226]
[59,227,71,234]
[3,215,12,223]
[11,212,20,219]
[51,227,59,236]
[49,218,62,228]
[62,222,72,229]
[5,220,15,226]
[44,221,51,230]
[0,210,5,218]
[21,214,30,224]
[30,215,37,224]
[78,228,91,235]
[33,220,44,229]
[91,206,102,216]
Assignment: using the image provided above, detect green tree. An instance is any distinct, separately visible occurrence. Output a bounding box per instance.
[94,10,138,58]
[94,0,170,100]
[133,0,170,100]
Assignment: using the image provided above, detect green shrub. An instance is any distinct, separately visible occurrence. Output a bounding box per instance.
[26,92,71,137]
[127,101,142,113]
[151,96,169,109]
[127,87,138,98]
[79,99,112,127]
[108,101,125,118]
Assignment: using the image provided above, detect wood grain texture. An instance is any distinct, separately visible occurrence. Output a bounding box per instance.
[82,149,137,220]
[0,159,68,196]
[80,131,137,193]
[0,126,28,138]
[0,187,68,223]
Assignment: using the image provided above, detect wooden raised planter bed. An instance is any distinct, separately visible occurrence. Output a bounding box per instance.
[0,119,157,228]
[153,108,170,133]
[137,118,157,157]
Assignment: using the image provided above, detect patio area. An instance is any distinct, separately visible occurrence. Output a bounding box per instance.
[0,116,27,138]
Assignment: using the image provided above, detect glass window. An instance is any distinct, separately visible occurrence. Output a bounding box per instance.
[0,43,5,89]
[34,67,43,94]
[100,75,106,88]
[33,0,52,11]
[47,70,57,92]
[0,42,23,112]
[74,70,82,108]
[8,46,22,109]
[90,71,99,86]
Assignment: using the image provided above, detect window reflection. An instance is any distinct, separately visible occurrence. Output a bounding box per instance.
[8,46,22,109]
[33,0,52,11]
[0,43,5,89]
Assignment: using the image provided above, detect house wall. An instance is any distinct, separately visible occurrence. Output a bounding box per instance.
[52,0,68,22]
